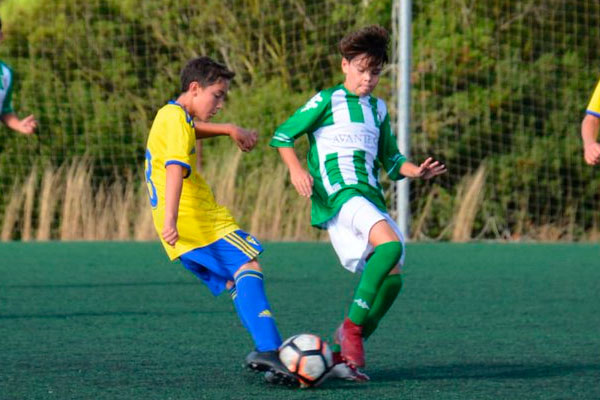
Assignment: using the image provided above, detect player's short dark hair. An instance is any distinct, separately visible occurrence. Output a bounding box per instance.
[180,56,235,92]
[339,25,389,68]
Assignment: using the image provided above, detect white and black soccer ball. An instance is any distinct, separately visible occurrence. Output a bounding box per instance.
[279,333,334,387]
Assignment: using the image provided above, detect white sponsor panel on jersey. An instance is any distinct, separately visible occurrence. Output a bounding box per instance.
[360,97,376,127]
[312,90,382,195]
[331,89,351,124]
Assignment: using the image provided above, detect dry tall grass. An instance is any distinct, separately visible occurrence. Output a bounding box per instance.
[0,150,322,241]
[0,155,597,242]
[411,186,438,240]
[0,158,155,241]
[21,167,38,241]
[133,188,156,241]
[37,166,63,241]
[207,149,321,241]
[451,164,487,242]
[1,180,24,241]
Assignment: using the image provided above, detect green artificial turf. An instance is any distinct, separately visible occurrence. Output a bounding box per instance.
[0,242,599,399]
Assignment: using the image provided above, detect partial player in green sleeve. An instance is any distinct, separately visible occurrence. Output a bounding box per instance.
[377,111,407,180]
[271,25,446,382]
[271,90,330,148]
[0,16,37,135]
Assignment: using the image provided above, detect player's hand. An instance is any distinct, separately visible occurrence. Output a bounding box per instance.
[290,166,313,198]
[583,142,600,165]
[162,219,179,246]
[229,125,258,152]
[416,157,447,180]
[17,115,37,135]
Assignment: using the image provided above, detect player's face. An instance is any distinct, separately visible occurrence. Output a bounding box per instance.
[342,55,382,97]
[191,79,229,121]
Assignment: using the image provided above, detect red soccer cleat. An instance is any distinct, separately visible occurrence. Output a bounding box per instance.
[329,351,370,382]
[334,318,365,367]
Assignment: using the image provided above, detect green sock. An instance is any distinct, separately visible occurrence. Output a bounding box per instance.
[362,274,403,340]
[348,241,403,325]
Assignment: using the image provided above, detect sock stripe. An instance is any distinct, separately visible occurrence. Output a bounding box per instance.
[235,270,263,285]
[230,232,259,256]
[223,235,258,259]
[224,234,259,258]
[228,286,238,300]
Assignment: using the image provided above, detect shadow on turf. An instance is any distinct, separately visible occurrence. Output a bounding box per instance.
[242,370,369,392]
[0,310,226,319]
[373,362,600,382]
[1,281,195,289]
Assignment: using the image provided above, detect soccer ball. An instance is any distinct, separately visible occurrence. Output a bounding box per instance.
[279,333,334,387]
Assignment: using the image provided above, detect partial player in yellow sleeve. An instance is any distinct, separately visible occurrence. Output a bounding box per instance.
[144,56,297,386]
[581,78,600,165]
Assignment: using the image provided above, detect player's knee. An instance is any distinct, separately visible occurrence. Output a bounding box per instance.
[235,260,262,277]
[379,241,403,263]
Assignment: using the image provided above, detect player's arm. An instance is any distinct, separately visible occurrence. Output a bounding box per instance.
[399,158,447,180]
[163,164,184,246]
[1,113,37,135]
[377,111,408,180]
[194,122,257,152]
[581,113,600,165]
[162,109,195,246]
[378,109,446,180]
[271,91,328,198]
[277,147,313,198]
[0,74,37,135]
[582,79,600,165]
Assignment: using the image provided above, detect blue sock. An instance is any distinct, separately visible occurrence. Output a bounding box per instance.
[228,285,249,330]
[234,270,282,352]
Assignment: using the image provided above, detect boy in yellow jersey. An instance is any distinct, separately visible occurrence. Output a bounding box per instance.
[581,78,600,165]
[145,56,297,386]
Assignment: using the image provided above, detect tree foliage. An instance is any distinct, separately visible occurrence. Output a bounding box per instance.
[0,0,597,239]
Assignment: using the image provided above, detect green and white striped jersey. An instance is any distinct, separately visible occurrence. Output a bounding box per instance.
[0,60,14,116]
[270,84,406,227]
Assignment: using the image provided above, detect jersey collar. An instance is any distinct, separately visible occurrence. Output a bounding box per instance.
[338,83,371,100]
[168,100,195,127]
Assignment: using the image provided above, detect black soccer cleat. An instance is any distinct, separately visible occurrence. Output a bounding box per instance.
[245,350,299,387]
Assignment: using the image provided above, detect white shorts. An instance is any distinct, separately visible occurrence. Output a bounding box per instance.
[326,196,406,273]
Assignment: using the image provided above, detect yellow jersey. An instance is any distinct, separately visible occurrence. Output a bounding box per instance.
[586,78,600,117]
[145,101,239,260]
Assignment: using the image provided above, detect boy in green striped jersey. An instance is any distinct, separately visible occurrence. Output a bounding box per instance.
[0,17,37,135]
[271,26,446,378]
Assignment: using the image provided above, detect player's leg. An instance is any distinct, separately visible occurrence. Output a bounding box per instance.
[340,220,403,367]
[362,267,403,340]
[178,233,297,385]
[235,260,297,386]
[226,280,249,330]
[348,219,402,324]
[233,260,281,352]
[361,215,406,340]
